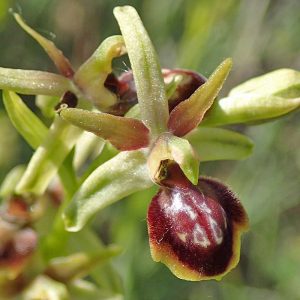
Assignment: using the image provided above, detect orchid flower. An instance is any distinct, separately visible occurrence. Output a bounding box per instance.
[1,6,300,292]
[61,6,249,281]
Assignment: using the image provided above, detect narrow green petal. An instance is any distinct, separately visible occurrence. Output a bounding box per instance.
[114,6,169,135]
[14,13,74,77]
[186,127,254,161]
[168,58,232,136]
[63,150,152,232]
[3,90,48,149]
[16,117,82,195]
[60,108,149,151]
[0,68,71,96]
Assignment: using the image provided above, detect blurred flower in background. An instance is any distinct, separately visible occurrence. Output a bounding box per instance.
[0,0,300,299]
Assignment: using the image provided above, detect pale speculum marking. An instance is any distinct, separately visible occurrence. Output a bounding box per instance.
[193,223,210,247]
[162,189,225,248]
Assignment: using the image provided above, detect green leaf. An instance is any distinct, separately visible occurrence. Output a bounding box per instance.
[203,68,300,126]
[0,68,72,96]
[63,150,152,232]
[114,6,169,135]
[74,36,125,110]
[14,13,74,77]
[3,90,48,149]
[16,117,82,195]
[168,58,232,136]
[147,133,199,185]
[59,108,149,151]
[186,127,254,161]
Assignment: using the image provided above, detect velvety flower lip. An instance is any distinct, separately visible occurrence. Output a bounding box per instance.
[147,164,248,281]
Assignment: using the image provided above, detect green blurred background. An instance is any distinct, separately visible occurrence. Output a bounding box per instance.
[0,0,300,299]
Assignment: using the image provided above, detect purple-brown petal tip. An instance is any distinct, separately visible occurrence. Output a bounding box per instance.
[147,177,248,281]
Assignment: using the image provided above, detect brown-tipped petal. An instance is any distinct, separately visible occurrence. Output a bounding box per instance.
[59,108,150,151]
[168,58,232,137]
[14,13,74,78]
[147,176,248,281]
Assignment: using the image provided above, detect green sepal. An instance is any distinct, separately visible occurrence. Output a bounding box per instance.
[114,6,169,135]
[203,68,300,126]
[74,36,126,110]
[186,127,254,161]
[63,150,152,232]
[0,68,71,96]
[16,117,82,195]
[3,90,48,149]
[147,133,199,185]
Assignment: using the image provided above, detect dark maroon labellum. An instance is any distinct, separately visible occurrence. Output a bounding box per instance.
[147,165,248,280]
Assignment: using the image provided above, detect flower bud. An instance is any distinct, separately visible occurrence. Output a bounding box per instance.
[203,68,300,126]
[147,164,248,281]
